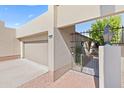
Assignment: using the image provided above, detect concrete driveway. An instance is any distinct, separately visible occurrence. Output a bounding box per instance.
[0,59,48,88]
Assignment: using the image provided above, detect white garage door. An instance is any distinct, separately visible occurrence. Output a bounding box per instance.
[24,40,48,66]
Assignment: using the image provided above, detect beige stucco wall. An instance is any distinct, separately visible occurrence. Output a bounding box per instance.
[0,22,20,57]
[57,5,100,28]
[54,26,75,80]
[99,46,121,88]
[47,5,55,72]
[100,5,124,17]
[20,32,48,42]
[115,6,124,13]
[100,5,115,16]
[16,12,49,38]
[121,46,124,87]
[57,5,124,28]
[59,26,75,54]
[0,21,4,28]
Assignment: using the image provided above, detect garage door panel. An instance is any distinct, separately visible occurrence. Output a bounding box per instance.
[24,42,48,66]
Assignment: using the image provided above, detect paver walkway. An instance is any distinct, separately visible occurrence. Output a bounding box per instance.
[82,56,99,76]
[20,70,99,88]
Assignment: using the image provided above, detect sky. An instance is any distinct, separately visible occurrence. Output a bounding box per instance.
[75,20,95,32]
[0,5,124,32]
[0,5,48,28]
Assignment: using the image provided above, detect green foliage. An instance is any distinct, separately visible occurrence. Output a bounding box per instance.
[89,16,121,45]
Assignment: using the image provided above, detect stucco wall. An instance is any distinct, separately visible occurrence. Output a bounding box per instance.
[115,6,124,13]
[0,21,4,28]
[54,26,75,80]
[100,5,124,16]
[121,46,124,57]
[47,5,55,72]
[57,5,124,28]
[57,5,100,28]
[0,24,20,57]
[20,32,48,42]
[100,5,115,16]
[16,12,49,38]
[99,46,121,88]
[59,26,75,53]
[121,46,124,87]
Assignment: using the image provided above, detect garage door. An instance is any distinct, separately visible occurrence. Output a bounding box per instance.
[24,40,48,66]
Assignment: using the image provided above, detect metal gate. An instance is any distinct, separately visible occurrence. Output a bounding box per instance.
[70,32,99,77]
[70,26,124,77]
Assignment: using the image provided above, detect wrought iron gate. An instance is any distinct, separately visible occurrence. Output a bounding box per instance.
[70,32,99,77]
[70,26,124,77]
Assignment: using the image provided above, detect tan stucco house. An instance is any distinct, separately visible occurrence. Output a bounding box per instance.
[16,5,124,81]
[0,5,124,87]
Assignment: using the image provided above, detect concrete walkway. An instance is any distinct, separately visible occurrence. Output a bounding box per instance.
[0,59,48,88]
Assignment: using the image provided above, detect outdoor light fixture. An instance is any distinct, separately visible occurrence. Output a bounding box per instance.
[103,24,113,45]
[48,34,53,38]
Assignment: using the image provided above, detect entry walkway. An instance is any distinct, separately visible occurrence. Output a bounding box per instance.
[82,56,99,76]
[0,59,48,88]
[20,70,99,88]
[48,70,99,88]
